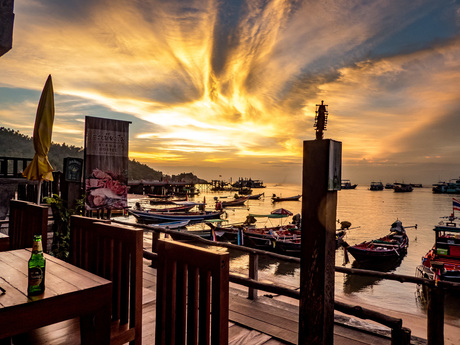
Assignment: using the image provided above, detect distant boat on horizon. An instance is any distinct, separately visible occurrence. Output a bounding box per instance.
[385,183,394,189]
[341,179,357,189]
[369,181,384,191]
[393,183,413,193]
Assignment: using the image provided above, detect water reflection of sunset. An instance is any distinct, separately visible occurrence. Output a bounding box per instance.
[1,1,460,183]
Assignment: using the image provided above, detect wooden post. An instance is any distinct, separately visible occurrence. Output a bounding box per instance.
[299,139,341,345]
[151,231,160,267]
[391,327,411,345]
[248,252,259,300]
[427,285,444,345]
[60,180,82,210]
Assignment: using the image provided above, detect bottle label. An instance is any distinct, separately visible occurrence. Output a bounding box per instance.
[29,267,43,286]
[32,241,43,254]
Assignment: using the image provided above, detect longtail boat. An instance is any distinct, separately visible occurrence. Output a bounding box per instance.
[345,220,413,262]
[220,196,249,207]
[128,209,223,223]
[271,194,301,202]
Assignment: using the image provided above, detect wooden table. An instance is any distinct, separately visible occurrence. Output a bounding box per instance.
[0,249,112,344]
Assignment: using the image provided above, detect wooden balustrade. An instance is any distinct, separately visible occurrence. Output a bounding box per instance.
[0,157,32,178]
[114,219,460,345]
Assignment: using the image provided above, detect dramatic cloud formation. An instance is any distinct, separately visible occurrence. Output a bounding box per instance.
[1,0,460,184]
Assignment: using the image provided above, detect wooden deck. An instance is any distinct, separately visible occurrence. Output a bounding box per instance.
[14,256,405,345]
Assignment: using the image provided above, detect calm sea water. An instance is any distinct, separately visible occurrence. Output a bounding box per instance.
[119,182,460,324]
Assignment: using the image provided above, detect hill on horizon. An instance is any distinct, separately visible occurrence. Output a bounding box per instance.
[0,127,207,183]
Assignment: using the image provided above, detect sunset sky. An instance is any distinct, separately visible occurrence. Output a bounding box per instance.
[1,0,460,185]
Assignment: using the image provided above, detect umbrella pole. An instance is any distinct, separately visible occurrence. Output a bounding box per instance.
[37,180,43,205]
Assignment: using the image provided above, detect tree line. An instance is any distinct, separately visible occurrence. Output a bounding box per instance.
[0,127,206,183]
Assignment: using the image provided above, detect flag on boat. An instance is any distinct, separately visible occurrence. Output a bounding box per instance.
[453,198,460,212]
[211,229,216,241]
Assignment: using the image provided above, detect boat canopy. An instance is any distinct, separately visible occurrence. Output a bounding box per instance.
[249,214,289,219]
[434,225,460,233]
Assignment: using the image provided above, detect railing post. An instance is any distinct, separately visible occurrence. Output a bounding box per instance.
[22,159,29,173]
[12,158,18,177]
[391,326,411,345]
[248,252,258,300]
[427,285,444,345]
[0,158,7,177]
[151,231,160,267]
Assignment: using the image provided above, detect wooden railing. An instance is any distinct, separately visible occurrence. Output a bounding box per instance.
[113,219,460,345]
[0,157,32,178]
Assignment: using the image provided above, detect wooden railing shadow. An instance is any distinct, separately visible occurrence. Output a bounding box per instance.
[8,199,48,250]
[155,239,229,345]
[69,215,143,345]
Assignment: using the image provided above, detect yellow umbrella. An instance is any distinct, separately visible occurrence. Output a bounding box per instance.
[23,74,55,203]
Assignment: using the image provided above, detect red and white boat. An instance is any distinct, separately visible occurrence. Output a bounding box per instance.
[416,200,460,283]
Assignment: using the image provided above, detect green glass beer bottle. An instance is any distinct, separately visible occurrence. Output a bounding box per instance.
[28,235,46,296]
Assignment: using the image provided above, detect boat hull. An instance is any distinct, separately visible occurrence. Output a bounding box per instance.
[221,197,249,207]
[248,193,264,199]
[346,245,407,262]
[271,195,301,202]
[129,209,222,223]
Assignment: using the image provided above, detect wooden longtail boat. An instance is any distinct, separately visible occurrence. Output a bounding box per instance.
[133,201,202,213]
[149,198,188,205]
[345,220,411,262]
[248,192,264,199]
[206,211,301,253]
[148,204,195,213]
[271,194,301,202]
[128,209,223,223]
[220,196,249,207]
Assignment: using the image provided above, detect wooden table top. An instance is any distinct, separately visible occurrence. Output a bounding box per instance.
[0,249,112,342]
[0,249,110,305]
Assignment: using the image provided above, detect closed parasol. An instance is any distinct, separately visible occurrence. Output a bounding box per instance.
[22,75,55,203]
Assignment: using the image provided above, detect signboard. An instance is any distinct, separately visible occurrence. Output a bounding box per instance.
[328,140,342,191]
[84,117,130,210]
[64,157,83,182]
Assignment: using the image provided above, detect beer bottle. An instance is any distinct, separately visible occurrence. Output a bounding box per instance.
[28,235,46,296]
